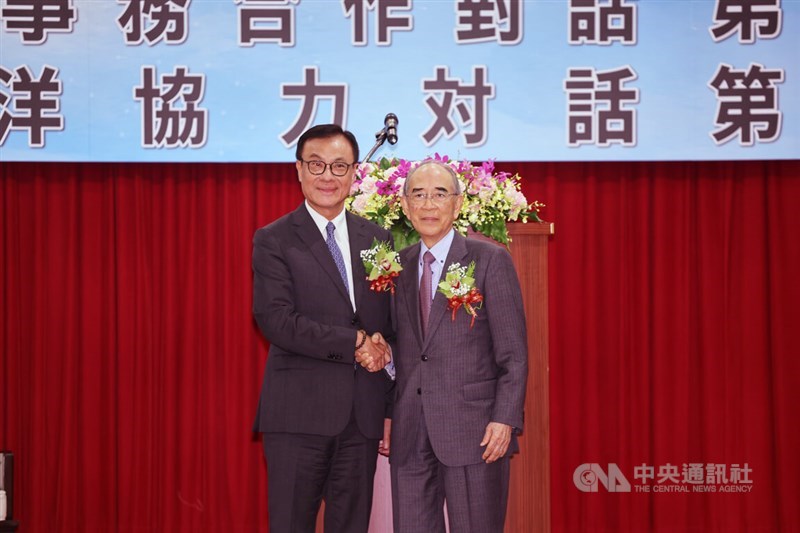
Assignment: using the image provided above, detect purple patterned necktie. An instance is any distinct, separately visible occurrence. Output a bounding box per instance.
[419,251,435,336]
[326,222,349,292]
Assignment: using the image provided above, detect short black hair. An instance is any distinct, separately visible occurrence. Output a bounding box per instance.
[295,124,360,164]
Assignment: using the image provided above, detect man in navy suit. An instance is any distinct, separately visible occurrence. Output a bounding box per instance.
[252,124,394,532]
[390,161,528,532]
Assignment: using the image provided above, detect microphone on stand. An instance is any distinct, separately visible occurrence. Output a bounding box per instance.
[362,113,399,163]
[384,113,398,145]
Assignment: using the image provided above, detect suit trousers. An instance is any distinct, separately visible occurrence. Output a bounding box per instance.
[262,408,380,533]
[390,414,510,533]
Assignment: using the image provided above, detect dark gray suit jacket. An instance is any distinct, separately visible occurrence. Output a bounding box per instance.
[252,204,394,440]
[390,232,528,467]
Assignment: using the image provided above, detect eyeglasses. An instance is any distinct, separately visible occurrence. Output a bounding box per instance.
[406,192,460,206]
[299,159,354,177]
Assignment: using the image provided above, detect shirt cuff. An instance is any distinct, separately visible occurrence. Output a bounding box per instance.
[384,356,396,381]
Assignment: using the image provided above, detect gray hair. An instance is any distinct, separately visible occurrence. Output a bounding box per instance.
[403,160,462,196]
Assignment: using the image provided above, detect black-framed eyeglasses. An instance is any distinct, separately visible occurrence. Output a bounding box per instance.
[299,159,354,177]
[406,192,460,206]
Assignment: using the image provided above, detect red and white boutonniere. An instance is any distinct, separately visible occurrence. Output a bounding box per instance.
[360,238,403,294]
[437,261,484,328]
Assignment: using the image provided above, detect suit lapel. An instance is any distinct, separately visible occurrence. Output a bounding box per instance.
[290,205,351,304]
[420,232,469,351]
[400,243,423,347]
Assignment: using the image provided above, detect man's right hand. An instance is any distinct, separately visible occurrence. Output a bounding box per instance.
[355,332,389,372]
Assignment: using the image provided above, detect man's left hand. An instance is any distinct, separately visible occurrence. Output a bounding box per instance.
[480,422,512,463]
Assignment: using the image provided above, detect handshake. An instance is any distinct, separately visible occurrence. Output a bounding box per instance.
[354,330,391,373]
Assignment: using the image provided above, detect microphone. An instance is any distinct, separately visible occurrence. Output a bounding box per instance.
[362,113,399,163]
[384,113,398,145]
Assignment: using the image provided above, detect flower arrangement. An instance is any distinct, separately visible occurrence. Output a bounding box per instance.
[346,155,543,250]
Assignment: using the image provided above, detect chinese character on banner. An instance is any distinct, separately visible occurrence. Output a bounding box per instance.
[710,0,781,43]
[0,65,64,147]
[342,0,412,46]
[421,66,494,147]
[280,66,348,147]
[564,65,638,147]
[237,0,298,47]
[568,0,636,45]
[133,66,208,148]
[454,0,523,45]
[708,63,784,146]
[1,0,77,44]
[116,0,191,45]
[0,70,9,144]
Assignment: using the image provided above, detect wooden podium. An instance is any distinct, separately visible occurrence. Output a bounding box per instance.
[315,221,554,533]
[505,221,553,533]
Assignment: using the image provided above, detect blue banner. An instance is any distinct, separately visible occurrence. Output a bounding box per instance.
[1,0,798,162]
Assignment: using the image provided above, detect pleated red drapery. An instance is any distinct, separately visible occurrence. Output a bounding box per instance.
[1,160,798,532]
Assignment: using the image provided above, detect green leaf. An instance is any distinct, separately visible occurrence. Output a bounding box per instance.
[474,217,509,245]
[391,225,419,251]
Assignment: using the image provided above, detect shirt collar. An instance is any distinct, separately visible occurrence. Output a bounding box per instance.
[304,201,347,237]
[420,228,455,264]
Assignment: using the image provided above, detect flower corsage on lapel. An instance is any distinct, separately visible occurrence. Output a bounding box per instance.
[360,238,403,294]
[437,261,484,328]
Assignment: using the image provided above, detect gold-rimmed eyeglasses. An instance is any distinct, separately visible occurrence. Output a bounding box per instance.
[299,159,354,177]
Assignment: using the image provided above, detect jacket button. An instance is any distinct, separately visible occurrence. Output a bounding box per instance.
[421,354,428,361]
[416,388,421,395]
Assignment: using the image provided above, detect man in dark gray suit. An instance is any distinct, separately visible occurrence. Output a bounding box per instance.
[252,124,394,532]
[390,161,528,532]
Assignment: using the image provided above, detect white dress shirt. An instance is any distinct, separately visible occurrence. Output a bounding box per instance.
[304,202,356,312]
[418,228,456,302]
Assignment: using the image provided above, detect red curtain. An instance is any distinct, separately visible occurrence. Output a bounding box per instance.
[2,160,798,532]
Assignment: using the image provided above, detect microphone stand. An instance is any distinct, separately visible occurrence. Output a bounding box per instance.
[361,127,390,164]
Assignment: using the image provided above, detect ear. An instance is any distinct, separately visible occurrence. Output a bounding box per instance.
[453,194,464,216]
[295,160,303,180]
[344,167,356,186]
[400,195,410,218]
